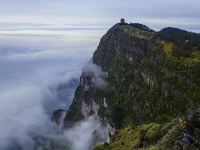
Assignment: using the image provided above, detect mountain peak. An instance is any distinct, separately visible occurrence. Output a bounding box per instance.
[60,21,200,150]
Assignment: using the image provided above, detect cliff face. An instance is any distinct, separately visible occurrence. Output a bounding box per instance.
[64,23,155,129]
[63,22,200,149]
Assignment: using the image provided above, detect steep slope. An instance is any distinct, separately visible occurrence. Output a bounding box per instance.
[64,23,156,129]
[62,22,200,149]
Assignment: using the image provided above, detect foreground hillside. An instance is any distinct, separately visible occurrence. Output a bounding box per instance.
[61,21,200,149]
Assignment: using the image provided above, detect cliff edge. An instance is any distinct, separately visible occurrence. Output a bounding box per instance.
[61,21,200,149]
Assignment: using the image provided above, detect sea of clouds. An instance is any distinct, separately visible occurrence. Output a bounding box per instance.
[0,27,107,150]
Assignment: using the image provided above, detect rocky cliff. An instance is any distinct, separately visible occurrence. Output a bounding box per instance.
[62,22,200,149]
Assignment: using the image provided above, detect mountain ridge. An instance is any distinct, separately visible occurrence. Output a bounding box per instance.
[56,21,200,150]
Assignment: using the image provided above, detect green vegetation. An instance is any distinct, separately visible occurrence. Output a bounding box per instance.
[94,119,185,150]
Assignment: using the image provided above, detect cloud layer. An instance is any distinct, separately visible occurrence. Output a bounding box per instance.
[0,30,101,149]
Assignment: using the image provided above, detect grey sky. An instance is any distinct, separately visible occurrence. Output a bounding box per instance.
[0,0,200,27]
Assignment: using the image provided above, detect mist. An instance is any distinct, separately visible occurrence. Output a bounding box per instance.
[61,116,109,150]
[82,61,108,89]
[0,28,104,149]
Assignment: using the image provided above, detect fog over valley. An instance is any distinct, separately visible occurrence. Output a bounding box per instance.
[0,28,106,149]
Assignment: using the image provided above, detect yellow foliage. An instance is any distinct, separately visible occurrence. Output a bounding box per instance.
[162,42,174,56]
[178,117,186,130]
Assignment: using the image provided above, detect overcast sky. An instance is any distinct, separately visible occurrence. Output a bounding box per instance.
[0,0,200,28]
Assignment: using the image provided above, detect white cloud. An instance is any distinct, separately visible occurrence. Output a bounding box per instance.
[62,116,108,150]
